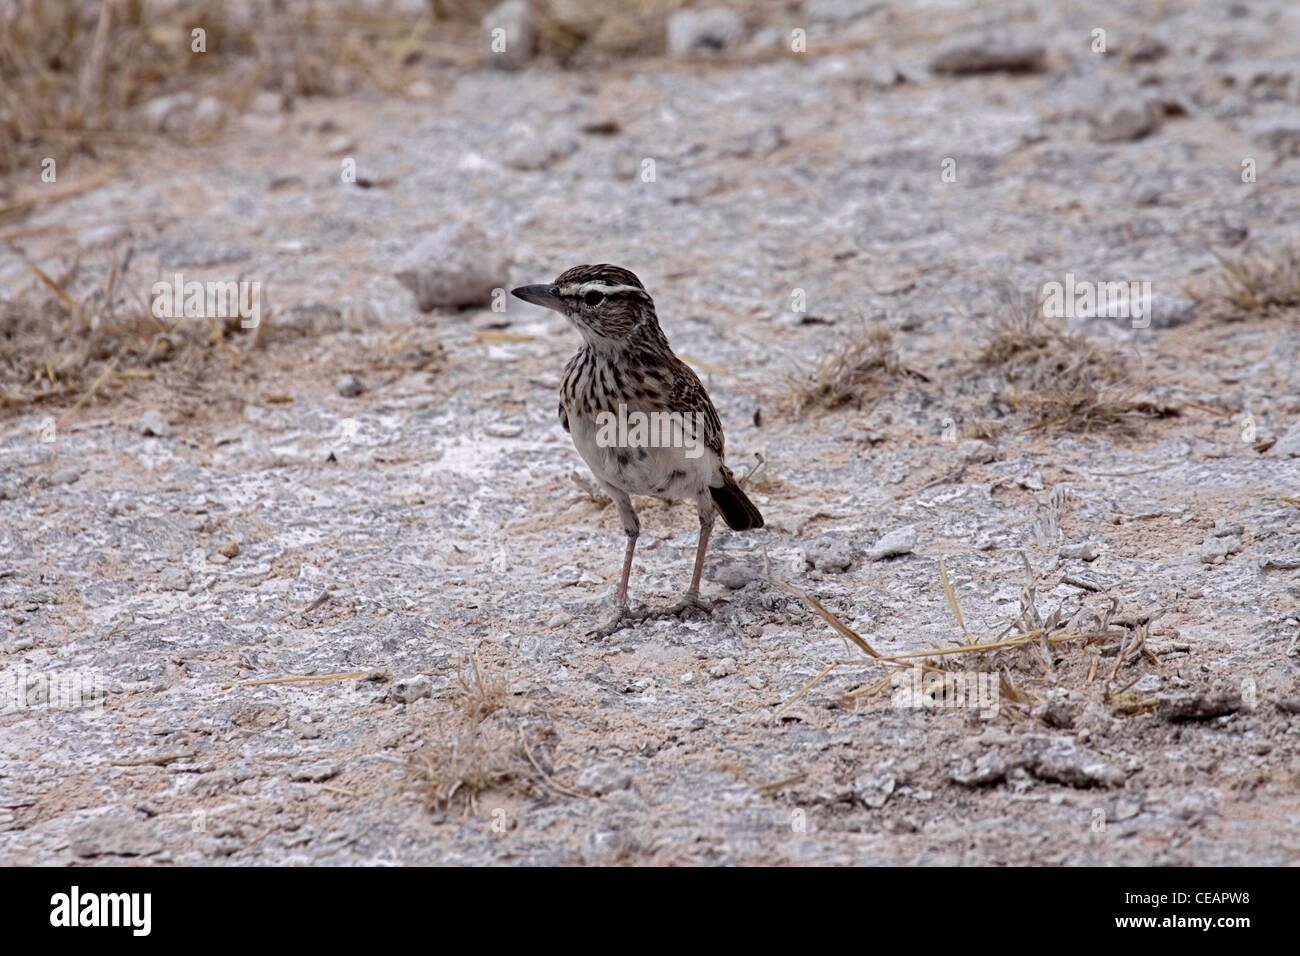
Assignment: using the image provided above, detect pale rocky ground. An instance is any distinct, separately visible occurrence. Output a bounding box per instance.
[1,0,1299,865]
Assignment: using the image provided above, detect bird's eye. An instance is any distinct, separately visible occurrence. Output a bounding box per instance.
[584,290,605,306]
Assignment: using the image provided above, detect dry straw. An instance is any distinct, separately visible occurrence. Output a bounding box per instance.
[767,545,1165,719]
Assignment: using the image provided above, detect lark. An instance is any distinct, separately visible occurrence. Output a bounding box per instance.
[512,264,764,635]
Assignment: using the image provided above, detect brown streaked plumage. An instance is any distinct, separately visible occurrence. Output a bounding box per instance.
[512,264,763,635]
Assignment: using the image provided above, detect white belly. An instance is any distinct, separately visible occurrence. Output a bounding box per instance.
[568,409,716,498]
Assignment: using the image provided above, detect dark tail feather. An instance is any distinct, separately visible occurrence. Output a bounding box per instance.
[710,470,764,531]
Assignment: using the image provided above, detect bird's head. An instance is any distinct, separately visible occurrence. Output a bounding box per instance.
[512,264,659,348]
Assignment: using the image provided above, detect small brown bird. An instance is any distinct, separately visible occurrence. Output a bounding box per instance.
[512,264,763,635]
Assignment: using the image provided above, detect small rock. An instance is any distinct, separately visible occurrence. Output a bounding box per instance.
[141,91,200,132]
[707,657,737,679]
[481,0,536,71]
[390,675,432,704]
[138,408,174,438]
[1129,178,1163,206]
[394,223,510,311]
[582,829,638,862]
[1157,690,1241,722]
[1060,542,1100,561]
[856,770,896,808]
[291,760,340,783]
[1197,534,1242,564]
[807,536,853,572]
[47,465,83,486]
[1171,793,1208,826]
[1267,420,1300,457]
[503,127,578,171]
[484,422,524,438]
[865,525,916,561]
[1133,674,1163,693]
[159,567,190,592]
[218,540,240,559]
[1145,293,1196,329]
[1032,692,1079,729]
[324,134,358,157]
[547,611,573,628]
[929,36,1045,75]
[69,816,163,858]
[336,374,364,398]
[957,439,995,463]
[666,9,745,56]
[1213,519,1244,537]
[1016,470,1044,491]
[949,750,1009,787]
[708,561,752,589]
[1021,735,1125,788]
[1113,795,1143,821]
[577,762,633,796]
[1090,98,1159,142]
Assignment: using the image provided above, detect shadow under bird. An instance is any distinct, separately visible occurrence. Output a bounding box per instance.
[512,264,764,636]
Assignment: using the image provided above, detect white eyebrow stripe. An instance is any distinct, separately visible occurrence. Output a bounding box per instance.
[559,282,645,297]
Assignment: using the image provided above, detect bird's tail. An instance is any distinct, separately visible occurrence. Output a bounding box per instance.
[710,467,764,531]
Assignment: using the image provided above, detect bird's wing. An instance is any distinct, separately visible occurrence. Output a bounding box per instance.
[668,356,725,459]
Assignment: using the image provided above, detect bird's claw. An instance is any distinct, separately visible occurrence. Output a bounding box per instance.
[589,604,637,638]
[629,594,720,622]
[589,595,723,637]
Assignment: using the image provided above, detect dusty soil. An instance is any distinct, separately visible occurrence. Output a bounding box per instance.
[2,0,1299,865]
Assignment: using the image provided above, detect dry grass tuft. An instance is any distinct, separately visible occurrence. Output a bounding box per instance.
[0,0,486,179]
[959,418,1004,440]
[977,287,1166,433]
[0,248,253,412]
[0,1,784,180]
[408,655,562,814]
[785,321,901,414]
[837,552,1169,720]
[1197,244,1300,320]
[0,248,444,415]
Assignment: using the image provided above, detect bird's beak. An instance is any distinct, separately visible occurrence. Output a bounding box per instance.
[511,284,564,312]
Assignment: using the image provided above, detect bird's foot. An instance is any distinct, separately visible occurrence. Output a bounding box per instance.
[589,604,638,638]
[629,593,721,623]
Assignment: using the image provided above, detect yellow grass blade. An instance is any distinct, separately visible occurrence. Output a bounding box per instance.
[769,662,838,723]
[769,573,879,657]
[939,555,971,642]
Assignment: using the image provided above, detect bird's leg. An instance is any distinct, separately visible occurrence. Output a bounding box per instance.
[633,507,720,622]
[681,516,712,607]
[591,493,640,637]
[615,530,637,606]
